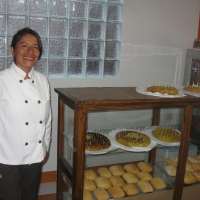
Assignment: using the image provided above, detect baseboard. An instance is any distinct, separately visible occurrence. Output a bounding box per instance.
[38,193,56,200]
[41,171,57,183]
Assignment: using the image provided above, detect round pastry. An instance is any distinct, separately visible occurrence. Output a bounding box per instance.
[184,84,200,93]
[152,127,181,143]
[116,130,150,147]
[86,132,111,151]
[146,85,178,95]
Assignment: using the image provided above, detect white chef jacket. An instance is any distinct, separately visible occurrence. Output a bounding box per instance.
[0,62,51,165]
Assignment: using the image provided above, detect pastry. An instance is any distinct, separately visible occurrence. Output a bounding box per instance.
[122,183,139,196]
[116,130,150,147]
[97,167,112,178]
[83,190,93,200]
[188,155,200,164]
[86,132,111,151]
[109,165,125,176]
[184,84,200,93]
[150,177,167,190]
[137,180,154,193]
[192,171,200,181]
[95,177,112,189]
[108,186,125,198]
[123,163,140,174]
[84,169,97,180]
[110,176,125,186]
[94,188,109,200]
[146,85,178,95]
[152,127,181,143]
[137,162,152,173]
[137,172,153,181]
[122,172,139,183]
[184,172,197,184]
[165,165,176,177]
[84,179,96,191]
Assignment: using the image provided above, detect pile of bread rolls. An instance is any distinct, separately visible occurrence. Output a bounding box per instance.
[84,161,167,200]
[164,155,200,185]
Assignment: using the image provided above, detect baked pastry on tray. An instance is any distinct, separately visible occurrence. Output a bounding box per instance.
[146,85,178,95]
[85,132,111,151]
[184,84,200,93]
[115,130,150,147]
[152,127,181,143]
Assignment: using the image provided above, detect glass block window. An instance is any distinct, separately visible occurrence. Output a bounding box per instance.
[0,0,123,78]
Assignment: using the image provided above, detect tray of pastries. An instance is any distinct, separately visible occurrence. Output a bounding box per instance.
[108,129,157,152]
[147,126,181,146]
[161,155,200,185]
[136,85,185,98]
[85,131,115,155]
[183,83,200,97]
[83,161,169,200]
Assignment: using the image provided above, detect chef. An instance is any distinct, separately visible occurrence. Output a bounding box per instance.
[0,27,52,200]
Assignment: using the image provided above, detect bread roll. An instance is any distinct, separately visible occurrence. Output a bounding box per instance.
[84,169,97,180]
[122,172,139,183]
[108,186,125,198]
[97,167,112,178]
[137,172,152,181]
[150,177,167,190]
[137,180,154,193]
[109,165,124,176]
[95,177,111,189]
[184,172,197,184]
[110,176,125,186]
[84,179,96,191]
[83,190,93,200]
[123,163,140,174]
[137,162,152,173]
[165,165,176,177]
[192,171,200,181]
[122,183,139,196]
[94,188,109,200]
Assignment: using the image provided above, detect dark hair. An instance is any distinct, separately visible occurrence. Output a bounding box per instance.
[11,27,43,59]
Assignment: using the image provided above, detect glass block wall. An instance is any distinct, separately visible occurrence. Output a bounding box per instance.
[0,0,123,78]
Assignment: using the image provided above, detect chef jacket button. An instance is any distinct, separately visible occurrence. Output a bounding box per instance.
[25,100,28,103]
[19,80,23,83]
[32,80,35,84]
[25,142,29,146]
[38,100,41,104]
[38,140,42,144]
[39,120,43,124]
[25,122,29,126]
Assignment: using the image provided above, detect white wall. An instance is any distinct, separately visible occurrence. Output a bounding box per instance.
[43,0,200,171]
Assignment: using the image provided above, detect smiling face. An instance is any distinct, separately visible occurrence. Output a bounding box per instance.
[11,34,40,73]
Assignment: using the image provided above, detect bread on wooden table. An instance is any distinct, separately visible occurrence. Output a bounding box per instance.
[108,186,125,198]
[122,183,139,196]
[84,179,96,191]
[94,188,109,200]
[150,177,167,190]
[137,180,154,193]
[137,161,152,173]
[110,176,125,187]
[84,169,97,180]
[95,177,112,189]
[109,165,125,176]
[97,167,112,178]
[123,163,140,175]
[83,190,93,200]
[122,172,139,183]
[137,172,153,181]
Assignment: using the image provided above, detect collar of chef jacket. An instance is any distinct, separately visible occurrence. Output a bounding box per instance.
[11,62,42,101]
[13,62,34,80]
